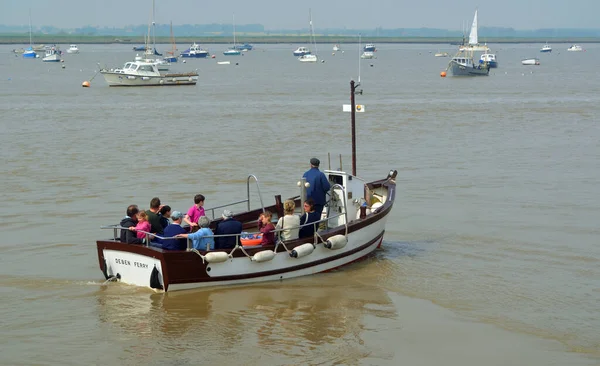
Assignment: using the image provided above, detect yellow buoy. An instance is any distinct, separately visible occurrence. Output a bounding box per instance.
[440,71,447,77]
[82,81,90,87]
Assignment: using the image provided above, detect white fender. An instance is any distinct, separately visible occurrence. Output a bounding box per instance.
[252,250,276,262]
[325,235,347,250]
[127,76,136,80]
[290,243,315,258]
[204,252,229,263]
[371,202,383,212]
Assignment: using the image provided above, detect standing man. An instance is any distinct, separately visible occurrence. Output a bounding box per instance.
[145,197,164,235]
[302,158,331,214]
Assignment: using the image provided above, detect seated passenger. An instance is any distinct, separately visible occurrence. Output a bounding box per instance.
[275,200,300,241]
[158,211,187,250]
[159,205,171,229]
[119,204,144,244]
[177,216,214,251]
[131,211,151,239]
[258,211,276,246]
[215,210,243,250]
[299,198,321,239]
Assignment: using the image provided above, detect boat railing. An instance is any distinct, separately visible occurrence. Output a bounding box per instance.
[191,212,348,251]
[203,174,265,220]
[101,212,347,250]
[327,183,349,228]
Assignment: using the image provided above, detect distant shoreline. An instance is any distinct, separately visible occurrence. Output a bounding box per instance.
[1,35,599,45]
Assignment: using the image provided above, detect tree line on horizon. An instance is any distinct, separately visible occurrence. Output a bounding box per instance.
[0,23,599,38]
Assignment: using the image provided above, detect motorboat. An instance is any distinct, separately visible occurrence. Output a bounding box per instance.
[293,46,311,57]
[180,43,209,58]
[67,44,80,54]
[479,51,498,68]
[333,44,341,52]
[42,46,61,62]
[363,43,376,52]
[567,44,583,52]
[223,48,241,56]
[360,51,375,59]
[298,54,318,62]
[434,52,449,57]
[134,53,170,71]
[540,43,552,53]
[448,50,490,76]
[234,43,253,51]
[99,60,198,87]
[96,81,397,291]
[521,58,540,65]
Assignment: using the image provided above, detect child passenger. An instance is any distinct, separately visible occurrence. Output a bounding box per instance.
[258,211,276,246]
[132,211,151,239]
[183,194,205,229]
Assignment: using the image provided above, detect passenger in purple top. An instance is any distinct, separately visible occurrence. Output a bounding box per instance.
[184,194,205,229]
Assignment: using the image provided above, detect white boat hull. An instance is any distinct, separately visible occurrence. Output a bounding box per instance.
[42,54,61,62]
[298,54,318,62]
[100,72,198,87]
[102,218,387,291]
[521,58,540,65]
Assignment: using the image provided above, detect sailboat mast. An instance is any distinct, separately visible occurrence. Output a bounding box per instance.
[28,9,32,46]
[152,0,156,51]
[350,80,358,176]
[309,9,317,56]
[233,13,236,47]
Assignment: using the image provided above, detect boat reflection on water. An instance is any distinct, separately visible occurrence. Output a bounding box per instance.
[95,272,395,355]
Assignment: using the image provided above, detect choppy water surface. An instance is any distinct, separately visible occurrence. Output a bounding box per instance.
[1,43,599,365]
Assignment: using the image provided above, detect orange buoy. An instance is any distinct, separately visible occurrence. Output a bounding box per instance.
[440,71,447,77]
[82,81,90,87]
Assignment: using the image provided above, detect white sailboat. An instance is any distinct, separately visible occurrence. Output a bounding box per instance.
[459,9,489,52]
[23,10,37,59]
[224,14,241,56]
[298,9,318,62]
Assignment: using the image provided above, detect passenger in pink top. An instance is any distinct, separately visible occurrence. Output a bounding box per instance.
[130,211,152,239]
[184,194,206,228]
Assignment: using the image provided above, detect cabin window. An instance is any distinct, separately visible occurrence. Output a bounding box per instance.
[329,174,344,186]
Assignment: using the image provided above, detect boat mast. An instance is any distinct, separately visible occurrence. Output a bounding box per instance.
[152,0,156,53]
[350,80,359,176]
[28,9,32,47]
[232,13,236,47]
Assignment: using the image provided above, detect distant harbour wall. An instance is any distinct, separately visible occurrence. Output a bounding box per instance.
[1,35,599,45]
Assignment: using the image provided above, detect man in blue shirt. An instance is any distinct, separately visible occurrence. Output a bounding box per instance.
[302,158,331,214]
[157,211,187,250]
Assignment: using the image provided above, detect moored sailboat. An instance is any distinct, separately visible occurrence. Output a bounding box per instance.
[298,9,318,62]
[223,14,241,56]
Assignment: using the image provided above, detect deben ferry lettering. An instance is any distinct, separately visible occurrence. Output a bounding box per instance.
[115,258,149,269]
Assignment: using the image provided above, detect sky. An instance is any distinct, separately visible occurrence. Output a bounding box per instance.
[2,0,598,30]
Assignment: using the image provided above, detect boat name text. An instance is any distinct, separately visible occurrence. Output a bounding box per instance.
[115,258,149,268]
